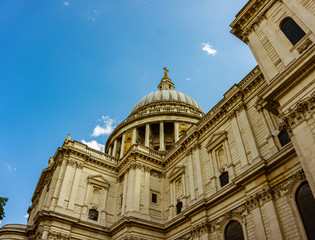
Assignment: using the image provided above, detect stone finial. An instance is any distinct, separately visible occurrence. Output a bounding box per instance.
[48,157,53,165]
[64,134,71,143]
[158,67,175,91]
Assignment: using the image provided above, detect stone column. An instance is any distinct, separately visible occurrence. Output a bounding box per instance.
[290,121,315,195]
[57,160,73,208]
[194,145,204,197]
[133,166,141,211]
[126,167,135,212]
[251,207,267,240]
[100,188,108,224]
[132,128,137,145]
[174,122,179,142]
[68,163,83,210]
[238,106,260,161]
[120,133,125,159]
[108,146,112,155]
[208,151,217,194]
[187,150,195,201]
[159,122,165,151]
[145,124,150,147]
[256,104,278,155]
[143,167,150,214]
[247,28,279,82]
[230,115,248,167]
[263,200,284,239]
[112,140,117,157]
[121,171,129,215]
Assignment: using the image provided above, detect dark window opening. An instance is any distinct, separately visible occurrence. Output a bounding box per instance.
[166,145,172,150]
[296,181,315,239]
[280,17,306,45]
[278,129,291,147]
[176,201,183,215]
[88,209,99,221]
[225,220,244,240]
[220,171,229,187]
[154,146,159,151]
[152,193,157,203]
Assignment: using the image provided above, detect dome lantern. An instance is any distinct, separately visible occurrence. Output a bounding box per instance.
[158,67,175,91]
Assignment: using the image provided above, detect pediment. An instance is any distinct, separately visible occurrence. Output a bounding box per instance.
[88,174,110,188]
[169,166,185,181]
[206,130,227,151]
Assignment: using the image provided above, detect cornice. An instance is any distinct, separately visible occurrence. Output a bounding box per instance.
[230,0,276,42]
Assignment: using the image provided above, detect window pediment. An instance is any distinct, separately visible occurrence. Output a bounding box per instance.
[169,166,185,182]
[206,130,228,151]
[88,175,110,189]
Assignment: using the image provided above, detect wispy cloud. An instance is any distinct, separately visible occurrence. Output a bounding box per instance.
[7,164,16,172]
[24,214,29,218]
[201,42,217,56]
[186,77,191,81]
[64,1,70,6]
[87,10,100,22]
[92,115,116,137]
[82,140,105,152]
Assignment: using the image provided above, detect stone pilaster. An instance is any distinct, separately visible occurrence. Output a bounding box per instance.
[159,122,165,151]
[145,124,150,147]
[120,133,125,159]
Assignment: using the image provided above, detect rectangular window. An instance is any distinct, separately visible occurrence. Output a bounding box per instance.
[152,193,157,203]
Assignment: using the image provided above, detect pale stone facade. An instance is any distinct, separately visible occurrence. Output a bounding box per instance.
[1,0,314,239]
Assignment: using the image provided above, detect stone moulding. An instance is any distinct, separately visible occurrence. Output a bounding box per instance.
[282,91,315,129]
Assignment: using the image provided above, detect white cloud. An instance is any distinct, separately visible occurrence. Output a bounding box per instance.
[7,164,16,172]
[64,1,70,6]
[202,42,217,56]
[82,140,105,152]
[91,115,116,137]
[186,77,191,81]
[0,220,1,225]
[24,214,29,218]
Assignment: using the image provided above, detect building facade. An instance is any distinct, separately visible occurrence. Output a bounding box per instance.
[1,0,314,239]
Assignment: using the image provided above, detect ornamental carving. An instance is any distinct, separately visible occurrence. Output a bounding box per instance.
[282,93,315,129]
[272,170,305,199]
[297,38,313,54]
[48,231,71,240]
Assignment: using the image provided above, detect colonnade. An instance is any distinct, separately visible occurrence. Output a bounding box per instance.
[108,121,182,158]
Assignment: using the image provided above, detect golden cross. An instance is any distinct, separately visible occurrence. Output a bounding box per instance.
[163,67,169,76]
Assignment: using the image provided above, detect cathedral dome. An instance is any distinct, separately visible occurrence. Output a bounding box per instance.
[131,68,203,114]
[131,89,203,113]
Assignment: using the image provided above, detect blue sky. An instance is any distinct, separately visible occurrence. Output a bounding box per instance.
[0,0,256,226]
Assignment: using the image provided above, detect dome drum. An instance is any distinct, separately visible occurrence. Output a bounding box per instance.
[105,69,204,158]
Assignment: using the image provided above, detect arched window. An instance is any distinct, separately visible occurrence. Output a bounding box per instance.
[88,209,99,221]
[295,181,315,239]
[280,17,305,45]
[225,220,244,240]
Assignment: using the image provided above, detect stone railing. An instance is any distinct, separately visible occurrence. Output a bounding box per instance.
[84,146,118,164]
[238,66,260,88]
